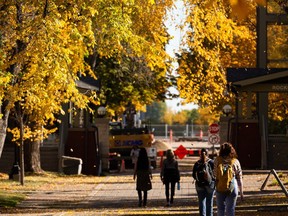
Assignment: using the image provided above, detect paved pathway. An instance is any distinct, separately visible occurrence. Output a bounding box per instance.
[5,168,286,216]
[2,153,288,215]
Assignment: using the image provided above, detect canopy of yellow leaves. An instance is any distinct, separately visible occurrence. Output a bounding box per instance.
[176,0,257,113]
[90,0,175,115]
[0,1,101,142]
[0,0,175,142]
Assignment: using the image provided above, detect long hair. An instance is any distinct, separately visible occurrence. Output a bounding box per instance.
[137,148,149,170]
[219,142,238,158]
[166,149,175,162]
[200,148,208,162]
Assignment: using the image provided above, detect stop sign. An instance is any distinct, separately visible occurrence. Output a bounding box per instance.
[209,123,219,134]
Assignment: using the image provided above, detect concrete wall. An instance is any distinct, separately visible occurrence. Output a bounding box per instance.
[219,116,231,144]
[94,118,110,172]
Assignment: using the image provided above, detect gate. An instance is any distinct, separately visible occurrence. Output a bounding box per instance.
[65,128,100,175]
[231,122,261,169]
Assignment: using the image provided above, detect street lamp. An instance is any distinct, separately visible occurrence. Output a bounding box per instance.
[97,106,106,117]
[223,104,232,116]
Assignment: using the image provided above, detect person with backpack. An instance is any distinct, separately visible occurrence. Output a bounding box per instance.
[192,148,215,216]
[214,142,244,216]
[160,149,180,207]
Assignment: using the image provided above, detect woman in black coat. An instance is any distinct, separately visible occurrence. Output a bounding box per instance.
[133,148,152,207]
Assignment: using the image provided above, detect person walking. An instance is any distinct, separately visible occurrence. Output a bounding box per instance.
[160,149,180,207]
[214,142,244,216]
[192,148,215,216]
[133,148,152,207]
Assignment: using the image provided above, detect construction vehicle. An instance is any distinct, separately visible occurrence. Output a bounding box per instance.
[109,122,157,169]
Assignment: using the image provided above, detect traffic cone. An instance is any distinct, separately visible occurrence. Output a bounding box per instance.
[120,159,125,172]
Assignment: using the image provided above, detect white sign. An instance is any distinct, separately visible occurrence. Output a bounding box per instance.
[208,134,220,145]
[147,147,157,157]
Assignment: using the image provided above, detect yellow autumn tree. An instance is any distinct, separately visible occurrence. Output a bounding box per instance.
[163,107,174,125]
[0,0,177,181]
[173,111,189,124]
[176,0,257,113]
[0,0,98,182]
[266,1,288,129]
[88,0,175,116]
[195,107,220,125]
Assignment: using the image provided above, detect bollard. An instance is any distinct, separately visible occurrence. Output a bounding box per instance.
[119,159,126,172]
[199,129,203,140]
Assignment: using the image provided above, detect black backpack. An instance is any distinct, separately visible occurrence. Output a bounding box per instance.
[195,160,213,186]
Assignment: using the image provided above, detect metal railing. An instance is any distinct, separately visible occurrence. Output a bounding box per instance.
[149,124,209,139]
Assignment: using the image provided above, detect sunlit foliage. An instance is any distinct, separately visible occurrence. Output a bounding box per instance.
[176,0,256,113]
[0,0,176,146]
[0,0,98,145]
[88,0,175,116]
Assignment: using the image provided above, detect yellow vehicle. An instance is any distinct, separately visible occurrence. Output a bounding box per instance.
[109,122,156,169]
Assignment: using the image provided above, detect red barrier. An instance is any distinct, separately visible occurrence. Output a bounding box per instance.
[187,149,201,156]
[188,150,194,155]
[157,149,201,164]
[157,151,164,157]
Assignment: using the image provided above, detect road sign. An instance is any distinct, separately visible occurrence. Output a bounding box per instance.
[209,123,220,134]
[208,134,220,145]
[174,145,188,159]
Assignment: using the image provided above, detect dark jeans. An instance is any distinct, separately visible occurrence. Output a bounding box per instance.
[165,181,176,203]
[137,190,147,206]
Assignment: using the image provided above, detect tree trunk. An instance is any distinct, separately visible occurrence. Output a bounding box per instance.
[19,116,25,185]
[0,109,10,158]
[24,139,43,173]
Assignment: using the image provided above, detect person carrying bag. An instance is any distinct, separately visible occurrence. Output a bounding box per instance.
[192,148,215,216]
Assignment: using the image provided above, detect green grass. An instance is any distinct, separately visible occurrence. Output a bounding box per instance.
[0,191,25,208]
[267,173,288,187]
[0,171,103,209]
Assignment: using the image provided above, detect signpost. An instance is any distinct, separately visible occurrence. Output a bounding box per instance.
[208,123,220,157]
